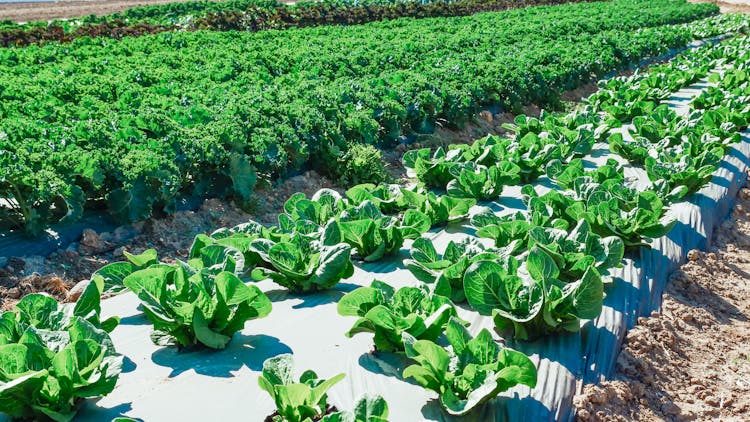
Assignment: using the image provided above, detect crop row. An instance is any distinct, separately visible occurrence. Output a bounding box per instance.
[2,30,748,420]
[0,0,599,48]
[0,1,724,235]
[0,0,445,29]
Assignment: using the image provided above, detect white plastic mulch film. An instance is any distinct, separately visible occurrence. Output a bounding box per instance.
[54,64,750,421]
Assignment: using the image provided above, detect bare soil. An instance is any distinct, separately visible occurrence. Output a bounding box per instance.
[574,176,750,421]
[0,0,299,22]
[0,0,201,22]
[0,170,337,309]
[690,0,750,13]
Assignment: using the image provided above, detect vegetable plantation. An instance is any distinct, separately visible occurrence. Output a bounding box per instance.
[1,0,750,421]
[0,0,600,46]
[0,0,722,235]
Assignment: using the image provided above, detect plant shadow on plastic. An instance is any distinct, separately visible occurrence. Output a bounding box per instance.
[151,334,292,378]
[79,401,139,422]
[357,352,421,387]
[420,393,548,421]
[263,282,361,309]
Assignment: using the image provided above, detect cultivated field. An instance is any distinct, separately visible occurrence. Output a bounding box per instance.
[0,0,748,421]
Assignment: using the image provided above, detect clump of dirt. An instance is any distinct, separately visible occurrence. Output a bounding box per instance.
[574,180,750,421]
[0,170,336,309]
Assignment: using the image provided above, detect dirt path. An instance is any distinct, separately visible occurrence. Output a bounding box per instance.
[574,175,750,421]
[0,0,299,22]
[0,0,203,22]
[690,0,750,13]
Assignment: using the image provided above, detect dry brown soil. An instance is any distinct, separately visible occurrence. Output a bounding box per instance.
[0,170,337,309]
[0,0,298,22]
[574,177,750,421]
[690,0,750,13]
[0,0,199,22]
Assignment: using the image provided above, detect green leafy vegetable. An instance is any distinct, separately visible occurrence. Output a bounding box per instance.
[463,248,603,340]
[446,161,521,201]
[258,354,345,422]
[0,279,121,421]
[337,280,460,353]
[401,188,476,227]
[404,237,515,302]
[250,228,355,294]
[319,394,389,422]
[122,252,272,349]
[402,318,537,415]
[338,201,430,262]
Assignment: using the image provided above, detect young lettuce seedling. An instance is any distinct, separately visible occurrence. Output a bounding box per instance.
[259,355,389,422]
[259,354,345,422]
[337,280,460,353]
[402,318,537,416]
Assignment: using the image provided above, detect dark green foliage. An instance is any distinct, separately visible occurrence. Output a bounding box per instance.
[0,0,719,235]
[334,144,391,187]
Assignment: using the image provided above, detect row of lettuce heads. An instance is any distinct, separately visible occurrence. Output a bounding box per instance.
[1,31,749,422]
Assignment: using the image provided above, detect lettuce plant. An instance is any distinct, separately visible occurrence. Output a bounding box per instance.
[470,196,572,253]
[463,247,603,340]
[403,318,537,416]
[282,189,349,227]
[0,279,122,421]
[405,237,513,302]
[574,180,677,248]
[123,253,272,349]
[401,188,475,227]
[608,132,661,165]
[92,248,159,295]
[259,354,345,422]
[250,231,355,293]
[645,145,723,196]
[95,240,256,295]
[188,220,278,275]
[402,147,463,189]
[450,135,509,167]
[630,104,687,146]
[526,220,624,283]
[508,132,562,183]
[545,157,623,191]
[337,280,459,353]
[446,161,521,201]
[319,394,389,422]
[338,201,430,262]
[346,184,475,226]
[522,185,674,249]
[345,183,410,214]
